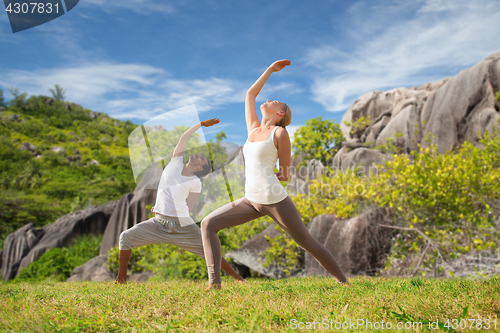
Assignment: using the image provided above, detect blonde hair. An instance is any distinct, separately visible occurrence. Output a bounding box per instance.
[277,103,292,127]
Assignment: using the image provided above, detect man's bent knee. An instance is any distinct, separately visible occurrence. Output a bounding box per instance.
[118,230,133,251]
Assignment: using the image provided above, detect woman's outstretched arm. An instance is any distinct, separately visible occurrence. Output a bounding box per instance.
[245,59,291,133]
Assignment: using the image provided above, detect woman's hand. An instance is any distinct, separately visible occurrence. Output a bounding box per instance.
[201,118,220,127]
[269,59,291,72]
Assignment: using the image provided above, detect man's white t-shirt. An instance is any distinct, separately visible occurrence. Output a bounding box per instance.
[153,156,202,227]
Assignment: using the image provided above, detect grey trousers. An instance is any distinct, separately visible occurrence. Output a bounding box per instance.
[201,196,347,284]
[119,216,205,258]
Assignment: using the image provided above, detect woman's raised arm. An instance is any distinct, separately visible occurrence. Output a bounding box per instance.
[245,59,291,134]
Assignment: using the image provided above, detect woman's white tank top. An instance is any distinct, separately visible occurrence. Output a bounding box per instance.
[243,126,288,204]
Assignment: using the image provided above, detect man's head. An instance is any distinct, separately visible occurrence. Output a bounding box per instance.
[187,154,211,178]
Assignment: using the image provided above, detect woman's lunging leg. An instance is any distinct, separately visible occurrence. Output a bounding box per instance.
[263,197,348,283]
[201,198,263,285]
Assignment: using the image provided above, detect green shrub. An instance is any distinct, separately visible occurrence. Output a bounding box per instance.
[107,243,208,281]
[7,87,27,109]
[0,192,63,250]
[14,234,103,282]
[10,159,45,190]
[344,115,371,138]
[368,132,500,276]
[263,231,302,275]
[375,131,405,154]
[292,116,343,166]
[274,121,500,276]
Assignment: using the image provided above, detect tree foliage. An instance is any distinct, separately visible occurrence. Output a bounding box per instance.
[49,84,66,101]
[0,94,137,248]
[291,116,343,166]
[0,88,5,107]
[344,115,371,139]
[7,87,27,109]
[215,131,227,142]
[14,234,102,282]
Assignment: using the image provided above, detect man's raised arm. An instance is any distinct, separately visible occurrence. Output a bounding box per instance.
[172,118,220,158]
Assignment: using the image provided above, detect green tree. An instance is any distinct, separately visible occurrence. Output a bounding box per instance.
[215,131,227,142]
[8,87,27,108]
[292,116,344,166]
[49,84,66,101]
[0,88,5,107]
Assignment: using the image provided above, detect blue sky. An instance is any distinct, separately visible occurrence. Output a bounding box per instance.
[1,0,500,145]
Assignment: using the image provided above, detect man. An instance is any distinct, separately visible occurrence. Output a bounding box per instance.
[115,118,244,283]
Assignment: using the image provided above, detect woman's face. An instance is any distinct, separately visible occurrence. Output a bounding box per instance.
[260,99,285,116]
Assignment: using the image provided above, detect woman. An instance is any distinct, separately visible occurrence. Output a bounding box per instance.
[201,59,349,289]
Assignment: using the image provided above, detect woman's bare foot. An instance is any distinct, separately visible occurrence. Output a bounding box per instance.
[206,283,221,290]
[340,280,351,287]
[235,279,245,284]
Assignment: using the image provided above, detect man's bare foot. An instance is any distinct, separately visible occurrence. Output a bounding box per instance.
[206,283,221,290]
[113,279,127,284]
[235,279,245,284]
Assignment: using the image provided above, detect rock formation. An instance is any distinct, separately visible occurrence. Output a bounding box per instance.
[226,208,392,279]
[287,154,326,196]
[67,255,116,282]
[226,224,303,279]
[304,208,393,276]
[67,255,159,283]
[51,146,66,154]
[19,142,36,152]
[99,162,164,255]
[1,201,117,280]
[1,223,45,280]
[337,51,500,171]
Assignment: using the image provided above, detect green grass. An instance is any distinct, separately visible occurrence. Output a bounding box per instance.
[1,276,499,332]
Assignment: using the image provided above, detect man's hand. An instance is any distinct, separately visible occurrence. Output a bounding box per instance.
[201,118,220,127]
[269,59,291,72]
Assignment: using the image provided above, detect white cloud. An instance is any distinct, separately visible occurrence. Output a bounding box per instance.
[104,77,247,120]
[201,122,234,135]
[0,63,249,120]
[0,63,163,101]
[160,78,246,112]
[306,0,500,111]
[258,82,303,98]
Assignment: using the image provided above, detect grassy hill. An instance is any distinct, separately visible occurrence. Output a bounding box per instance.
[0,93,137,248]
